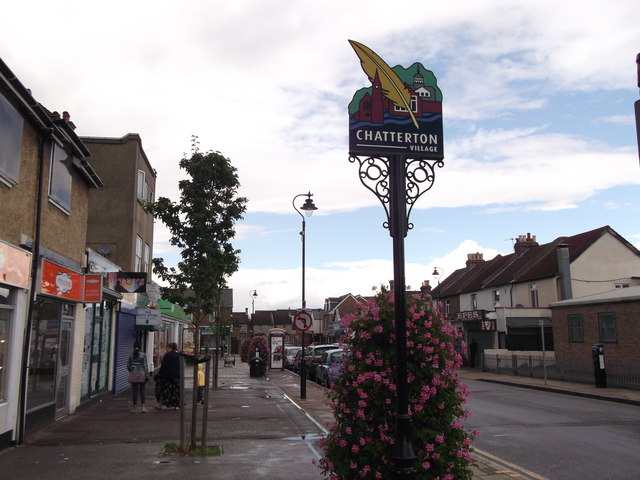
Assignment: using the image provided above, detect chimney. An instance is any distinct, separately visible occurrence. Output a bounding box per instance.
[420,280,432,297]
[62,111,70,122]
[514,233,539,254]
[466,252,485,268]
[556,243,573,300]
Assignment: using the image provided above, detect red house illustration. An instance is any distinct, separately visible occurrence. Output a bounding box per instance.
[353,66,442,124]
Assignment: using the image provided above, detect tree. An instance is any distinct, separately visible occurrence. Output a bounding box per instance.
[149,137,247,451]
[318,288,475,479]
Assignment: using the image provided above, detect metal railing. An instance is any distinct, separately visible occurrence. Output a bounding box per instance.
[481,353,640,390]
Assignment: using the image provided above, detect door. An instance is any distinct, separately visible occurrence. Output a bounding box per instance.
[55,319,72,416]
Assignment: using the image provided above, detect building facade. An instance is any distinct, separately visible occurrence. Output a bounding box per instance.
[1,57,103,445]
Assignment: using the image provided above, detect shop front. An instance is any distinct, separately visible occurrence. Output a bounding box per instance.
[0,240,32,448]
[25,259,96,431]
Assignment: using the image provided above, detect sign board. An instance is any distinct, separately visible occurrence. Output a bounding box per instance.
[293,310,313,332]
[348,40,443,159]
[0,240,31,289]
[41,259,83,301]
[270,335,284,369]
[136,308,161,327]
[115,272,147,293]
[83,274,103,303]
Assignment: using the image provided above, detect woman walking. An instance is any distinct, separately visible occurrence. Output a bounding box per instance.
[154,342,181,409]
[127,341,149,413]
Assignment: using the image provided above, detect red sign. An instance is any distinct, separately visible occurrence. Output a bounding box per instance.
[41,260,83,301]
[0,240,32,289]
[293,310,313,332]
[83,274,103,303]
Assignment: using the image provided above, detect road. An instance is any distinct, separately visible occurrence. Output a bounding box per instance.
[465,379,640,480]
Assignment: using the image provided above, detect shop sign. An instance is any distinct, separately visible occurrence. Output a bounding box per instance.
[83,274,103,303]
[41,260,83,301]
[115,272,147,293]
[0,240,32,289]
[136,308,161,326]
[456,310,486,321]
[348,40,443,159]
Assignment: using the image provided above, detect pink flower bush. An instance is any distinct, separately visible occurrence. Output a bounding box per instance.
[318,288,474,479]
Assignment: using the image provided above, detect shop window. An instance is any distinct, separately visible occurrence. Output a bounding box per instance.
[0,287,13,401]
[0,93,23,185]
[27,299,61,410]
[567,314,584,342]
[598,312,617,342]
[49,143,73,212]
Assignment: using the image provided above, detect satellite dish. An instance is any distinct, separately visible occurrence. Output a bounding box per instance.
[97,244,112,255]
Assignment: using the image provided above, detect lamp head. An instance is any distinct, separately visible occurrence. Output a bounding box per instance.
[432,267,440,277]
[300,193,318,218]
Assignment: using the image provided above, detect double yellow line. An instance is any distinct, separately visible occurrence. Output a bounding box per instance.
[474,448,551,480]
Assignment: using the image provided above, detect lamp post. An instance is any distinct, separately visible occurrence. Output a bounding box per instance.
[432,267,443,311]
[249,290,257,337]
[293,191,317,399]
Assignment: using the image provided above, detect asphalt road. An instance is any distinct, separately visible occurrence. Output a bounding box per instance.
[465,379,640,480]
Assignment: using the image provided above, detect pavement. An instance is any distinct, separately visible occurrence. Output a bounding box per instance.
[1,362,638,479]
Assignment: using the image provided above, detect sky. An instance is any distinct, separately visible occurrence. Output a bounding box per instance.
[2,1,639,316]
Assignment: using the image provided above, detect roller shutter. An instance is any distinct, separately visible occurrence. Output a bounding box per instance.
[113,312,136,394]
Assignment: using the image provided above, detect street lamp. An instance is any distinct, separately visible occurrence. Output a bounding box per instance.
[293,191,317,400]
[432,267,443,312]
[249,290,258,337]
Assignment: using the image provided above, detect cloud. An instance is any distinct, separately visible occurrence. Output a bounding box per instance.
[229,239,505,312]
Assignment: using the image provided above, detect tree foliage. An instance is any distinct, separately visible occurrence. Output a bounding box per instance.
[150,137,247,323]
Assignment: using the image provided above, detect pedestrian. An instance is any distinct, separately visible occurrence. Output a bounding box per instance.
[469,338,478,368]
[196,363,205,405]
[154,342,181,409]
[127,341,149,413]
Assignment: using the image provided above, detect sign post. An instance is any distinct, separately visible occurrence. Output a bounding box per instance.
[293,310,313,398]
[348,40,445,479]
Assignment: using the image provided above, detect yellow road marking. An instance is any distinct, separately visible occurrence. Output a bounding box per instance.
[474,448,551,480]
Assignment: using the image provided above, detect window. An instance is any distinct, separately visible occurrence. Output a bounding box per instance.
[135,236,143,271]
[471,294,478,310]
[146,184,154,203]
[445,299,450,315]
[567,314,584,342]
[143,243,150,273]
[530,284,539,308]
[493,289,500,304]
[614,283,630,289]
[49,143,73,211]
[137,170,146,200]
[598,312,617,342]
[0,93,24,184]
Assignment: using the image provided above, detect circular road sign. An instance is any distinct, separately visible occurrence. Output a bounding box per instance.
[293,310,313,332]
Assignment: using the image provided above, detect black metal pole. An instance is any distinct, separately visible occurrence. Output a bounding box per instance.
[300,216,307,399]
[389,155,416,479]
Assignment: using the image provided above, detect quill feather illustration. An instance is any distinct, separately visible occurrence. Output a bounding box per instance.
[349,39,419,129]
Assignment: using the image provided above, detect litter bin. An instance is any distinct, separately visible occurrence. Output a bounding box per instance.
[592,343,606,388]
[250,356,265,377]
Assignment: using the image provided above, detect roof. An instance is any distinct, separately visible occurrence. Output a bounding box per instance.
[0,57,103,188]
[434,226,639,298]
[550,286,640,307]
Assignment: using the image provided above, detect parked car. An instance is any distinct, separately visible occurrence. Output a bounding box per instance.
[292,348,304,374]
[316,348,348,387]
[284,346,302,370]
[304,344,339,381]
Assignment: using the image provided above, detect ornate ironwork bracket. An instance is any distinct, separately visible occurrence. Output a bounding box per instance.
[349,155,444,233]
